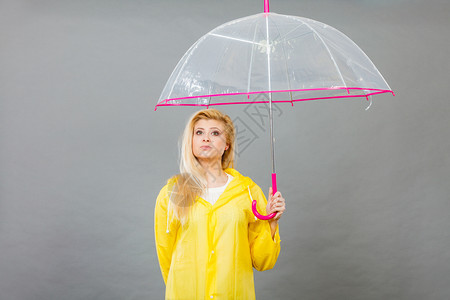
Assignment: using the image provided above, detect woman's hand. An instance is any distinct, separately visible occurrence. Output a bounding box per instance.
[266,187,286,221]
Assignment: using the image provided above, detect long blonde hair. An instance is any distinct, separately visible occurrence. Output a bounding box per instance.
[167,109,236,226]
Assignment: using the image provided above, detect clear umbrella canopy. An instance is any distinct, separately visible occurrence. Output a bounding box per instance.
[156,12,393,109]
[156,7,394,220]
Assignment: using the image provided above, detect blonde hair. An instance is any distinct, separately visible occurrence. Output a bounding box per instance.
[168,108,236,226]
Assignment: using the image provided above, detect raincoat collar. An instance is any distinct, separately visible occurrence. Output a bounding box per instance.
[165,168,256,233]
[224,168,252,188]
[197,168,254,209]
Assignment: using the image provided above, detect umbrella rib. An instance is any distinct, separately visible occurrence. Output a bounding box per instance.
[326,26,392,91]
[247,19,260,96]
[166,35,208,100]
[208,33,261,46]
[207,40,230,108]
[271,23,308,44]
[297,19,348,90]
[208,24,253,107]
[269,15,294,103]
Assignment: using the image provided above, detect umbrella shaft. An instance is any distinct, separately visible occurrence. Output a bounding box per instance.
[266,15,275,174]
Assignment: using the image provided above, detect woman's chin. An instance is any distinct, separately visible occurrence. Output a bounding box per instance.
[195,154,221,161]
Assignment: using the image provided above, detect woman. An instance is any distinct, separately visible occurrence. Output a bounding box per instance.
[154,108,286,300]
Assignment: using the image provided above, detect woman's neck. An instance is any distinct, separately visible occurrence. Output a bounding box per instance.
[198,159,228,188]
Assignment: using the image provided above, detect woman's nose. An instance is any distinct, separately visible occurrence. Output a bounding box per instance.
[203,133,210,141]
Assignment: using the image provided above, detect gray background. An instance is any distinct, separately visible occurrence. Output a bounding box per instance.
[1,0,449,299]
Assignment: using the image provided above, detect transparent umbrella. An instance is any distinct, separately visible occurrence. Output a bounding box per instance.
[155,0,394,219]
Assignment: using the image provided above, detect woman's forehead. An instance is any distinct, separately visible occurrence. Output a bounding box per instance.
[194,119,225,129]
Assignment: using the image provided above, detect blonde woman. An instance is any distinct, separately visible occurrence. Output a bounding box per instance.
[154,108,286,299]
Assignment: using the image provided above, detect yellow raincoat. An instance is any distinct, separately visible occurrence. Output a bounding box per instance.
[154,168,281,300]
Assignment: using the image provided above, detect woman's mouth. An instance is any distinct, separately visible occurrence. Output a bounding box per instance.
[200,146,212,150]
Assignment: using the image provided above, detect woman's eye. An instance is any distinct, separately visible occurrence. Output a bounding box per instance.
[195,130,203,135]
[212,131,220,136]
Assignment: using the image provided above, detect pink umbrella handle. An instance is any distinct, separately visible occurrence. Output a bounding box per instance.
[252,200,277,220]
[272,172,277,195]
[251,173,278,220]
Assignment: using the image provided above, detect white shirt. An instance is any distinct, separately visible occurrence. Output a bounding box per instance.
[201,173,234,205]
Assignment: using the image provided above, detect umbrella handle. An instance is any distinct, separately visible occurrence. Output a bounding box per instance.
[251,173,278,220]
[252,200,277,220]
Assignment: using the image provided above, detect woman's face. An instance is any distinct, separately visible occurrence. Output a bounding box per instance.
[192,119,229,162]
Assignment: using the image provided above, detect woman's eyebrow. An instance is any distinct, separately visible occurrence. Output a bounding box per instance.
[195,127,222,131]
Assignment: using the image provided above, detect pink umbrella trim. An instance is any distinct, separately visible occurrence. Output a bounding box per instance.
[155,87,395,110]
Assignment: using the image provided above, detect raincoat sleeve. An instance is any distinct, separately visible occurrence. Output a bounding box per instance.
[154,183,179,285]
[248,184,281,271]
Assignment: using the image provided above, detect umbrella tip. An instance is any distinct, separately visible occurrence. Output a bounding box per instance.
[365,96,372,111]
[264,0,270,13]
